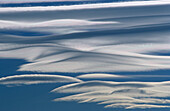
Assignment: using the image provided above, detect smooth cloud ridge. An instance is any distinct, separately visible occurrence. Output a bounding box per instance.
[0,74,82,85]
[77,73,126,79]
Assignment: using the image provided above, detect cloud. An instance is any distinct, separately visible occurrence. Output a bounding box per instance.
[0,19,117,29]
[125,104,170,109]
[0,0,170,12]
[0,0,93,4]
[77,73,126,79]
[51,81,152,93]
[0,74,82,85]
[0,19,117,37]
[52,80,170,109]
[105,103,170,109]
[0,1,170,73]
[0,19,118,35]
[1,1,170,109]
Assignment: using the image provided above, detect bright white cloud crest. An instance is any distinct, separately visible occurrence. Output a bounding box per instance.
[0,74,82,85]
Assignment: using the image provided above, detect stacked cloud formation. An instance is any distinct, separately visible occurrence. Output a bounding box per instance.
[1,0,170,109]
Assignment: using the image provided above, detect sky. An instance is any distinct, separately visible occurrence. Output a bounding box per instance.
[1,0,170,111]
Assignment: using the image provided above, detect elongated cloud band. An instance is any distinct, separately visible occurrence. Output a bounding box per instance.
[0,74,82,85]
[52,80,170,109]
[77,73,126,79]
[0,19,116,29]
[0,0,170,12]
[0,0,94,4]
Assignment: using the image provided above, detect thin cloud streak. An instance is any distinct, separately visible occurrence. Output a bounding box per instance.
[0,74,82,85]
[0,19,117,29]
[0,0,92,4]
[77,73,127,79]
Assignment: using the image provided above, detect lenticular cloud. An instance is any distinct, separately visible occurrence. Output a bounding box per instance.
[0,74,82,85]
[52,81,170,109]
[1,0,170,109]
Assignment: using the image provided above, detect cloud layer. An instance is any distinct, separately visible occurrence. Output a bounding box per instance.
[0,74,82,85]
[52,80,170,109]
[1,0,170,109]
[1,1,170,73]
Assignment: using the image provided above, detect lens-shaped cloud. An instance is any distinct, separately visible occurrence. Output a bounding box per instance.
[77,73,126,79]
[52,80,170,109]
[0,74,82,85]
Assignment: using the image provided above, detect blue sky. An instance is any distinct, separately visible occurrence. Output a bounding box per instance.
[1,0,170,111]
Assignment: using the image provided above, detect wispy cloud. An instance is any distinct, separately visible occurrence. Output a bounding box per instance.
[0,19,116,29]
[0,74,82,85]
[0,19,118,35]
[52,80,170,109]
[0,0,93,4]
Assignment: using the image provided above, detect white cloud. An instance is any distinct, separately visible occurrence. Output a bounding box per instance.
[77,73,126,79]
[0,19,117,29]
[1,1,170,109]
[0,74,82,85]
[0,0,170,12]
[125,104,170,109]
[0,0,92,4]
[0,1,170,73]
[52,80,170,109]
